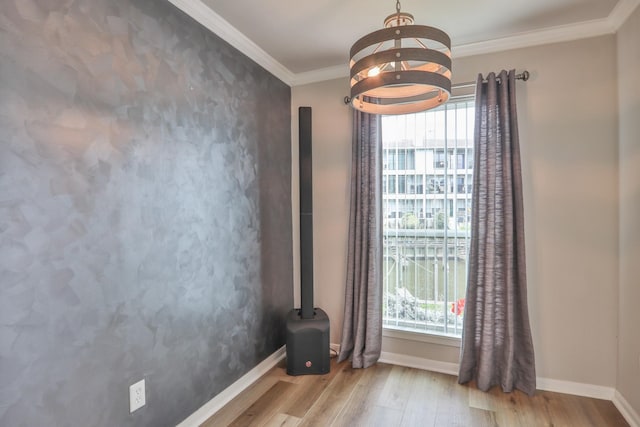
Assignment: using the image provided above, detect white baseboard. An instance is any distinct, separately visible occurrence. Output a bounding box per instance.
[176,346,286,427]
[378,351,459,376]
[378,352,619,402]
[613,390,640,427]
[536,377,615,400]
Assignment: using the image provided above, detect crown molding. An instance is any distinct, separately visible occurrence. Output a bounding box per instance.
[291,64,349,86]
[453,0,639,59]
[166,0,296,86]
[609,0,640,30]
[452,18,614,59]
[169,0,639,87]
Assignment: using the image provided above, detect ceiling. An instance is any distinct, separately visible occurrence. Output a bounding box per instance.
[170,0,639,84]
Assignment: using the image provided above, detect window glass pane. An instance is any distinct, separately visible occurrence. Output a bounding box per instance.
[388,175,397,193]
[434,149,445,169]
[381,100,475,337]
[398,175,406,194]
[407,150,415,169]
[398,150,406,169]
[456,150,465,169]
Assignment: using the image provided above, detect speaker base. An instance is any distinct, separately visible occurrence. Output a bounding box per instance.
[285,308,330,376]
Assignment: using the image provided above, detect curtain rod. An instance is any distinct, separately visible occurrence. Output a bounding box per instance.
[453,70,530,89]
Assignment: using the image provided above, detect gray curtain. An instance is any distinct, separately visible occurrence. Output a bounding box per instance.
[458,70,536,395]
[337,107,383,369]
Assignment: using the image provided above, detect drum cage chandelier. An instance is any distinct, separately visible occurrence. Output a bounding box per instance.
[348,0,452,115]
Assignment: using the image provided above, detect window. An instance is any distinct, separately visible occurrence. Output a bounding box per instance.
[383,175,397,194]
[384,149,416,170]
[381,99,475,337]
[397,175,406,194]
[406,174,423,194]
[434,149,446,169]
[456,150,465,170]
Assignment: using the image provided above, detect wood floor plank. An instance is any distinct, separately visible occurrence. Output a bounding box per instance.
[491,386,557,427]
[577,397,617,427]
[263,413,302,427]
[201,358,630,427]
[524,391,554,427]
[592,397,630,427]
[504,389,541,427]
[336,404,403,427]
[335,363,394,425]
[469,407,499,427]
[295,363,364,427]
[552,392,609,427]
[377,365,416,411]
[468,381,497,412]
[433,372,476,426]
[227,381,296,427]
[400,369,449,426]
[534,391,575,427]
[201,376,280,427]
[282,359,342,418]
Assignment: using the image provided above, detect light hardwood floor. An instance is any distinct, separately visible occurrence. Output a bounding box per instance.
[202,358,629,427]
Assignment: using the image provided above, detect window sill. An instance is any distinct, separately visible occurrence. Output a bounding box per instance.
[382,327,462,348]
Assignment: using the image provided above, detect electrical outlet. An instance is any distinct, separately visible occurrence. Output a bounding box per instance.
[129,379,146,413]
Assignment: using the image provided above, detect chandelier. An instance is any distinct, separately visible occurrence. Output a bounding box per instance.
[348,0,452,115]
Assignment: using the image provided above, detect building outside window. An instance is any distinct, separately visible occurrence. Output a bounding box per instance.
[384,148,416,170]
[381,99,475,337]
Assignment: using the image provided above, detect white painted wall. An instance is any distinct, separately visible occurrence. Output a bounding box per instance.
[617,5,640,418]
[291,35,620,389]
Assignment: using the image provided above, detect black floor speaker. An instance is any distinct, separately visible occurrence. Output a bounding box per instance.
[286,106,330,376]
[286,308,330,375]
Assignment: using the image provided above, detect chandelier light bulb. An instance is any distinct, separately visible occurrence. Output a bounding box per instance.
[367,66,381,77]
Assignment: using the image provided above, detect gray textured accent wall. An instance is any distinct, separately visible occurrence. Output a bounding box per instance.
[0,0,292,426]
